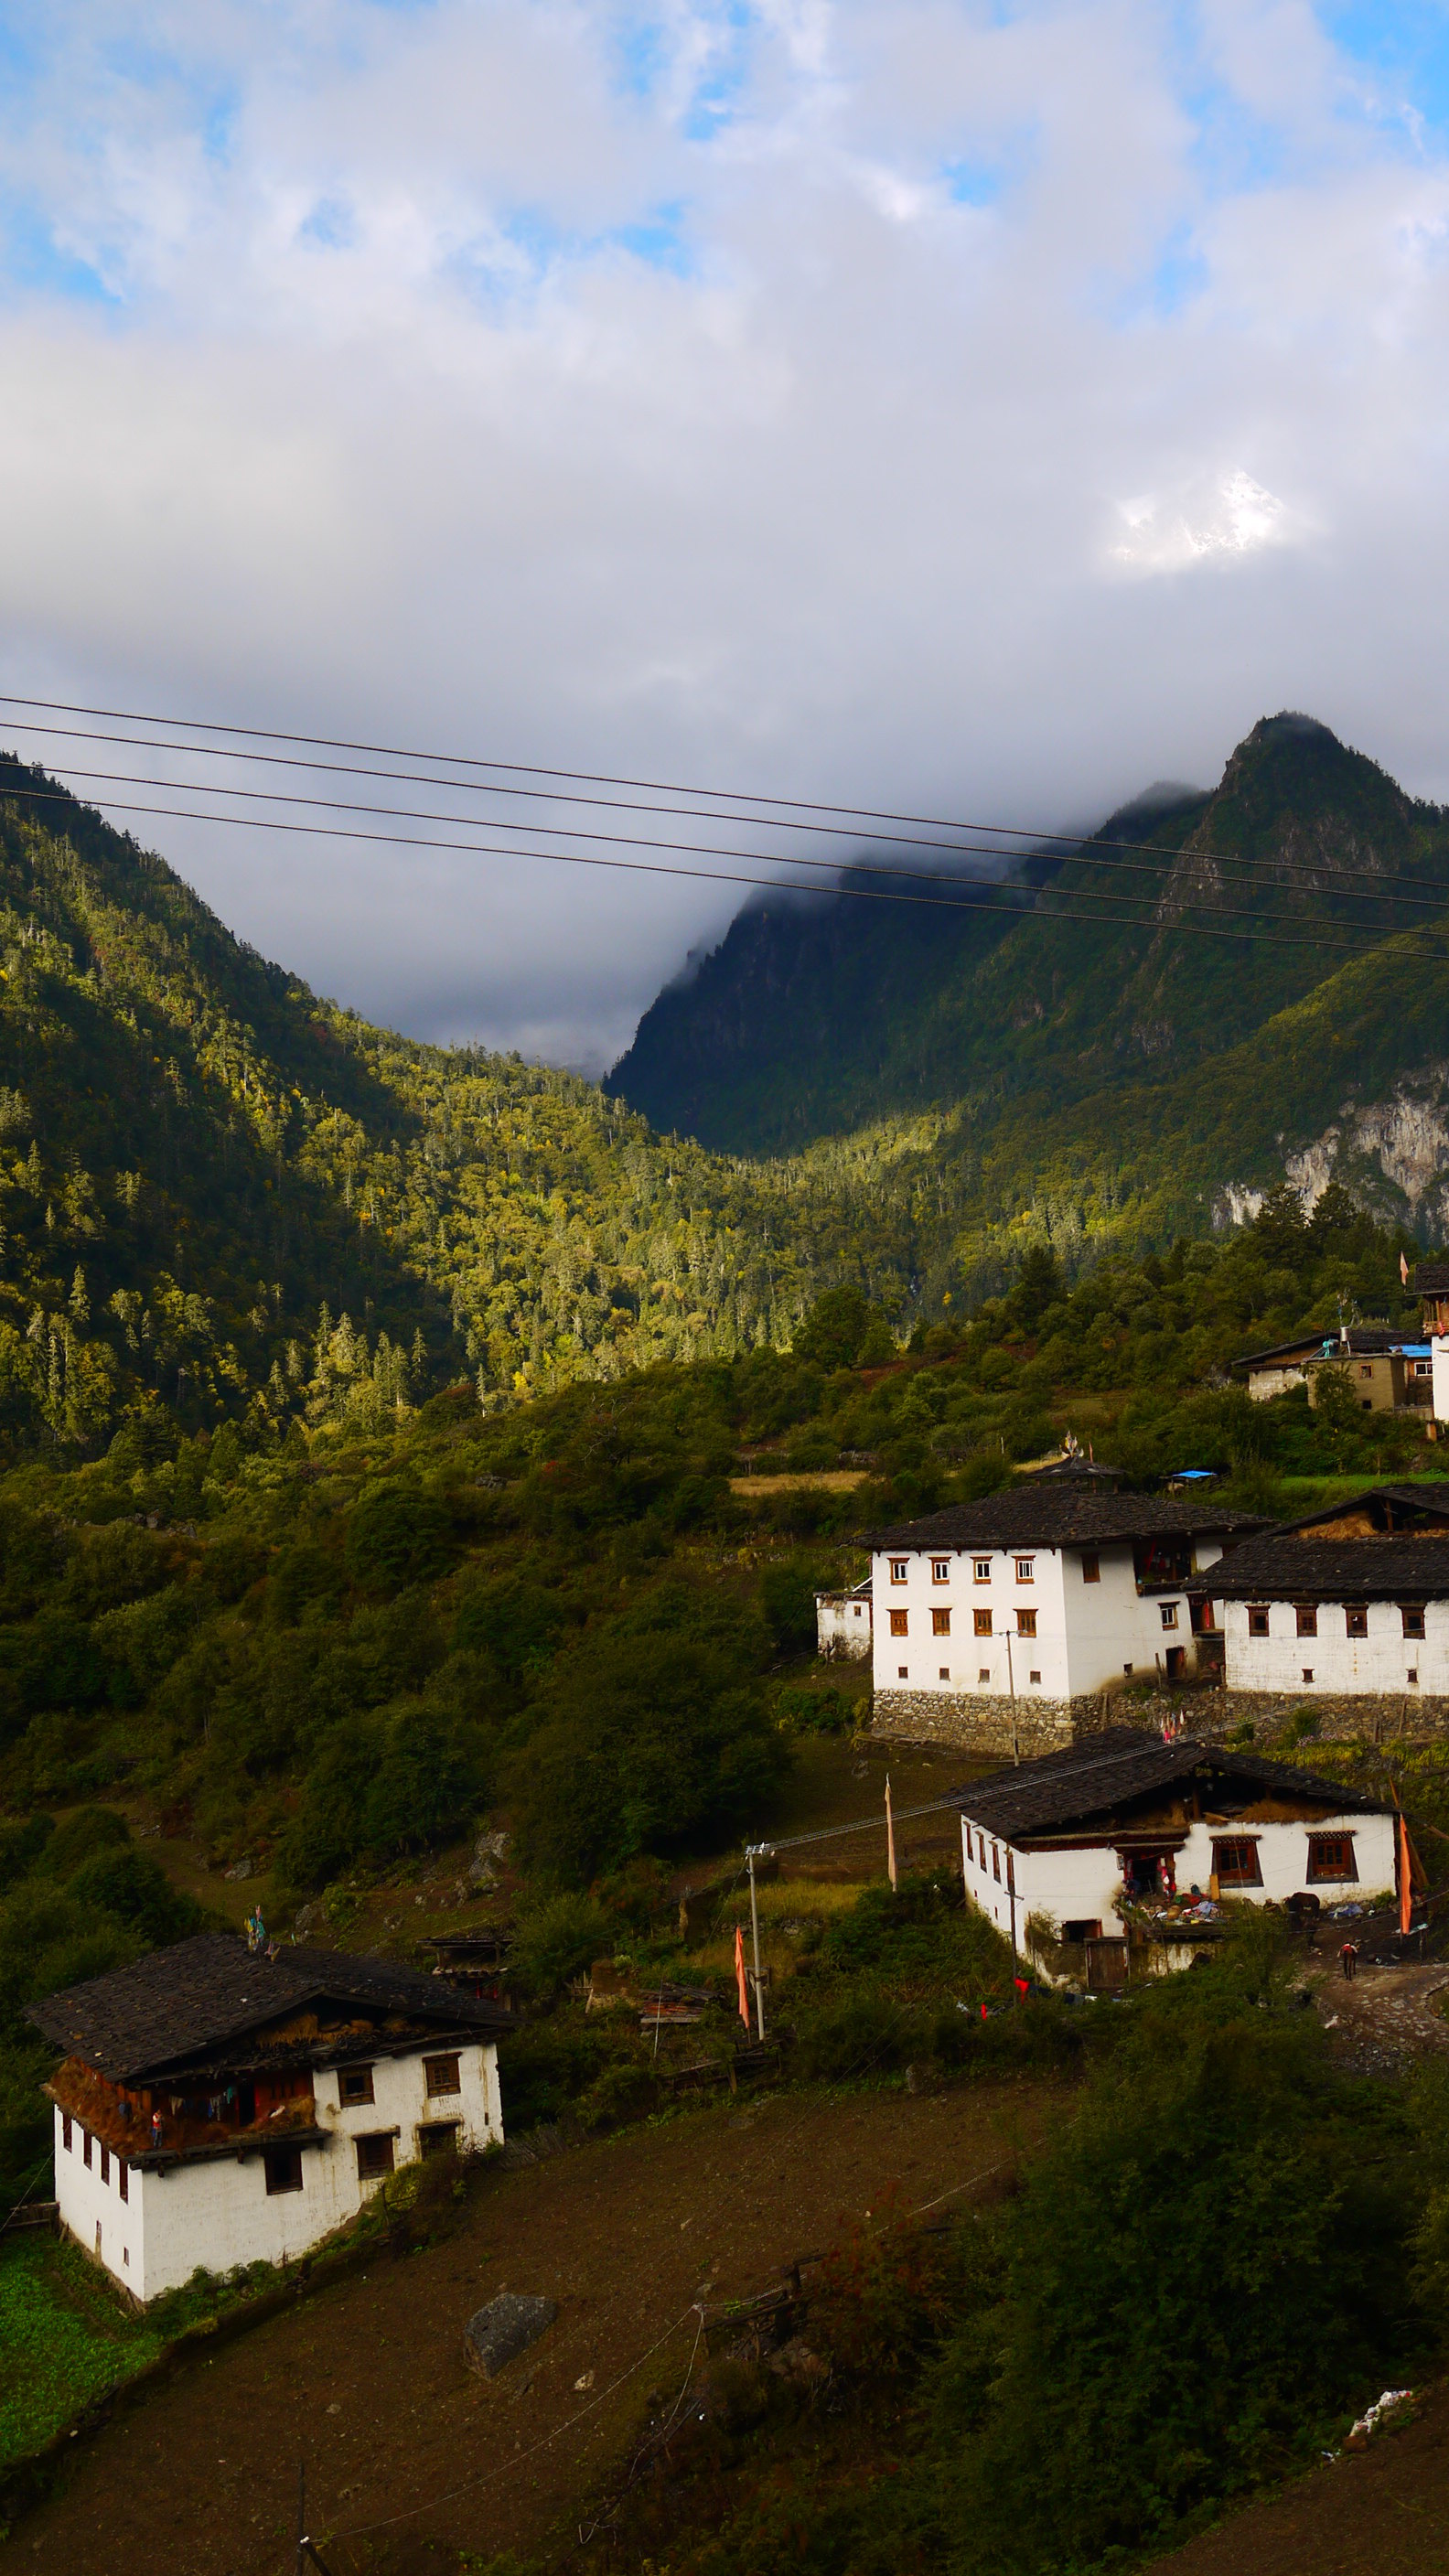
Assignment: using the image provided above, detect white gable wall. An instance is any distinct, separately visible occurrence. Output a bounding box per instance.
[1219,1596,1449,1695]
[872,1541,1227,1706]
[54,2039,502,2303]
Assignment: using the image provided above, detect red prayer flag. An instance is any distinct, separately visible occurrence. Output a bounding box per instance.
[735,1924,751,2031]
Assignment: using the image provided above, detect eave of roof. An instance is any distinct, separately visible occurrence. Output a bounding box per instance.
[1189,1536,1449,1602]
[946,1729,1382,1840]
[1268,1484,1449,1537]
[861,1493,1267,1551]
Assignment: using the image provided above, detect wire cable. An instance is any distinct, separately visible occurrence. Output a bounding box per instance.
[2,776,1442,961]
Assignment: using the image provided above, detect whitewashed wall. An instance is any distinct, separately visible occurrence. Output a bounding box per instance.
[1220,1596,1449,1695]
[55,2040,502,2304]
[816,1592,872,1658]
[872,1540,1224,1708]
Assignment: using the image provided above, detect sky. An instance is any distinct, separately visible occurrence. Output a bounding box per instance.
[4,0,1449,1072]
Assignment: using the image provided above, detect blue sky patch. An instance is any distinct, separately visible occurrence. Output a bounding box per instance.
[1321,3,1449,137]
[1,203,118,306]
[299,196,357,252]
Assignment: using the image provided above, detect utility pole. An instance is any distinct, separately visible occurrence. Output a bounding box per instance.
[885,1773,897,1891]
[1005,1632,1019,1766]
[747,1847,767,2042]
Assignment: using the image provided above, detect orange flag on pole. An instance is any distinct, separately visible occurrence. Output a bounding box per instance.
[735,1924,751,2031]
[1401,1812,1414,1937]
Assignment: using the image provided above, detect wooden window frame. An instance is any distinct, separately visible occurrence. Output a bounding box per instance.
[973,1606,993,1637]
[82,2129,91,2171]
[118,2159,127,2204]
[1295,1604,1317,1637]
[1016,1606,1037,1638]
[889,1608,908,1637]
[418,2120,461,2159]
[424,2054,463,2101]
[932,1606,951,1636]
[1401,1605,1426,1640]
[1248,1606,1271,1637]
[889,1560,908,1586]
[1306,1832,1358,1884]
[931,1559,950,1583]
[973,1559,992,1583]
[264,2146,304,2196]
[61,2114,72,2154]
[1212,1836,1262,1887]
[1014,1557,1035,1583]
[338,2065,376,2108]
[356,2131,396,2182]
[1160,1603,1178,1629]
[1080,1552,1100,1583]
[1345,1604,1368,1639]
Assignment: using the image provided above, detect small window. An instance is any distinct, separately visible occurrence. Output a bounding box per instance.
[974,1606,993,1636]
[1213,1838,1262,1887]
[1409,1668,1420,1686]
[978,1667,991,1682]
[1248,1606,1270,1637]
[939,1664,950,1680]
[897,1664,907,1679]
[1080,1552,1100,1583]
[1015,1558,1034,1583]
[1307,1833,1357,1884]
[424,2055,462,2100]
[1346,1604,1368,1638]
[338,2066,375,2108]
[419,2121,461,2159]
[889,1608,908,1636]
[100,2144,109,2186]
[889,1560,907,1585]
[992,1844,1001,1883]
[356,2132,396,2181]
[62,2115,72,2153]
[1359,1363,1374,1379]
[932,1606,950,1636]
[1062,1919,1100,1943]
[1303,1667,1315,1683]
[118,2160,128,2205]
[931,1559,950,1583]
[1160,1603,1178,1630]
[1016,1607,1036,1638]
[853,1605,863,1616]
[973,1559,992,1583]
[1122,1661,1133,1676]
[1296,1605,1317,1637]
[1028,1669,1041,1684]
[1401,1605,1426,1639]
[265,2147,304,2196]
[978,1832,987,1866]
[83,2130,92,2171]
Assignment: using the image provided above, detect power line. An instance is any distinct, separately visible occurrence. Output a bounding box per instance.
[24,758,1449,933]
[4,775,1439,959]
[11,736,1448,918]
[2,689,1444,893]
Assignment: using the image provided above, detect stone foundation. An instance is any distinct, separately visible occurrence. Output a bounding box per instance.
[869,1689,1077,1758]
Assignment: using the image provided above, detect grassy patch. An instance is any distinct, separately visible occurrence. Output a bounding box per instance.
[0,2232,163,2469]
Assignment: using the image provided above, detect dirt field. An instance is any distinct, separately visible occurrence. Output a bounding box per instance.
[1148,2386,1449,2576]
[5,2079,1041,2576]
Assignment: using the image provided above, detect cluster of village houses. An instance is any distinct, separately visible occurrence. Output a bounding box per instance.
[27,1272,1449,2306]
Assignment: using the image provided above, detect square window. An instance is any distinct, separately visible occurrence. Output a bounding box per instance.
[931,1606,950,1636]
[897,1664,908,1679]
[931,1560,950,1583]
[1303,1667,1315,1683]
[1296,1605,1317,1637]
[1160,1603,1178,1629]
[356,2132,395,2182]
[265,2146,304,2196]
[1080,1553,1100,1583]
[1346,1605,1368,1638]
[1016,1607,1036,1638]
[889,1608,908,1636]
[1248,1606,1270,1637]
[424,2055,462,2099]
[1401,1605,1426,1639]
[1015,1558,1035,1583]
[973,1559,992,1583]
[1028,1669,1041,1685]
[1213,1838,1262,1887]
[1122,1661,1133,1676]
[419,2121,461,2159]
[338,2065,375,2107]
[889,1560,907,1585]
[939,1665,950,1680]
[1307,1832,1357,1884]
[974,1607,993,1636]
[978,1667,991,1682]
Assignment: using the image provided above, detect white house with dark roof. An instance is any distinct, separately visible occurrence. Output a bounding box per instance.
[30,1934,511,2303]
[862,1490,1265,1754]
[1189,1485,1449,1700]
[951,1731,1400,1989]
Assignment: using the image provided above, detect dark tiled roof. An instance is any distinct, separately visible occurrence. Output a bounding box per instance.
[29,1933,512,2082]
[947,1729,1382,1841]
[1414,1264,1449,1293]
[1271,1484,1449,1537]
[1233,1329,1402,1372]
[861,1492,1267,1551]
[1190,1536,1449,1604]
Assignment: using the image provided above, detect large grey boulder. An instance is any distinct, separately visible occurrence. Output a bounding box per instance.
[463,2292,558,2378]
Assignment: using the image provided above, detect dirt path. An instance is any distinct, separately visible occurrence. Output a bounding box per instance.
[5,2081,1041,2576]
[1311,1958,1449,2075]
[1148,2386,1449,2576]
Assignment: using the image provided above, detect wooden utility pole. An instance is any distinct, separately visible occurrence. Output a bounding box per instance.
[747,1849,767,2042]
[885,1775,897,1891]
[1005,1633,1019,1766]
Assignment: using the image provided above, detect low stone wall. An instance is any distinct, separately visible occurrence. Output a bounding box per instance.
[869,1689,1077,1758]
[1212,1689,1449,1746]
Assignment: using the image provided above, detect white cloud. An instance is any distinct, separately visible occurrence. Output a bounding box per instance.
[0,2,1447,1066]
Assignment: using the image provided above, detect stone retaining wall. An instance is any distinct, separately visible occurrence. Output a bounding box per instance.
[869,1689,1077,1758]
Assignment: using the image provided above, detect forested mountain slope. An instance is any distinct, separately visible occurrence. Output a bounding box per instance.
[0,761,917,1455]
[611,716,1449,1154]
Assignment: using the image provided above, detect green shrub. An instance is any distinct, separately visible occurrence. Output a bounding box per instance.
[773,1682,854,1734]
[345,1478,453,1594]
